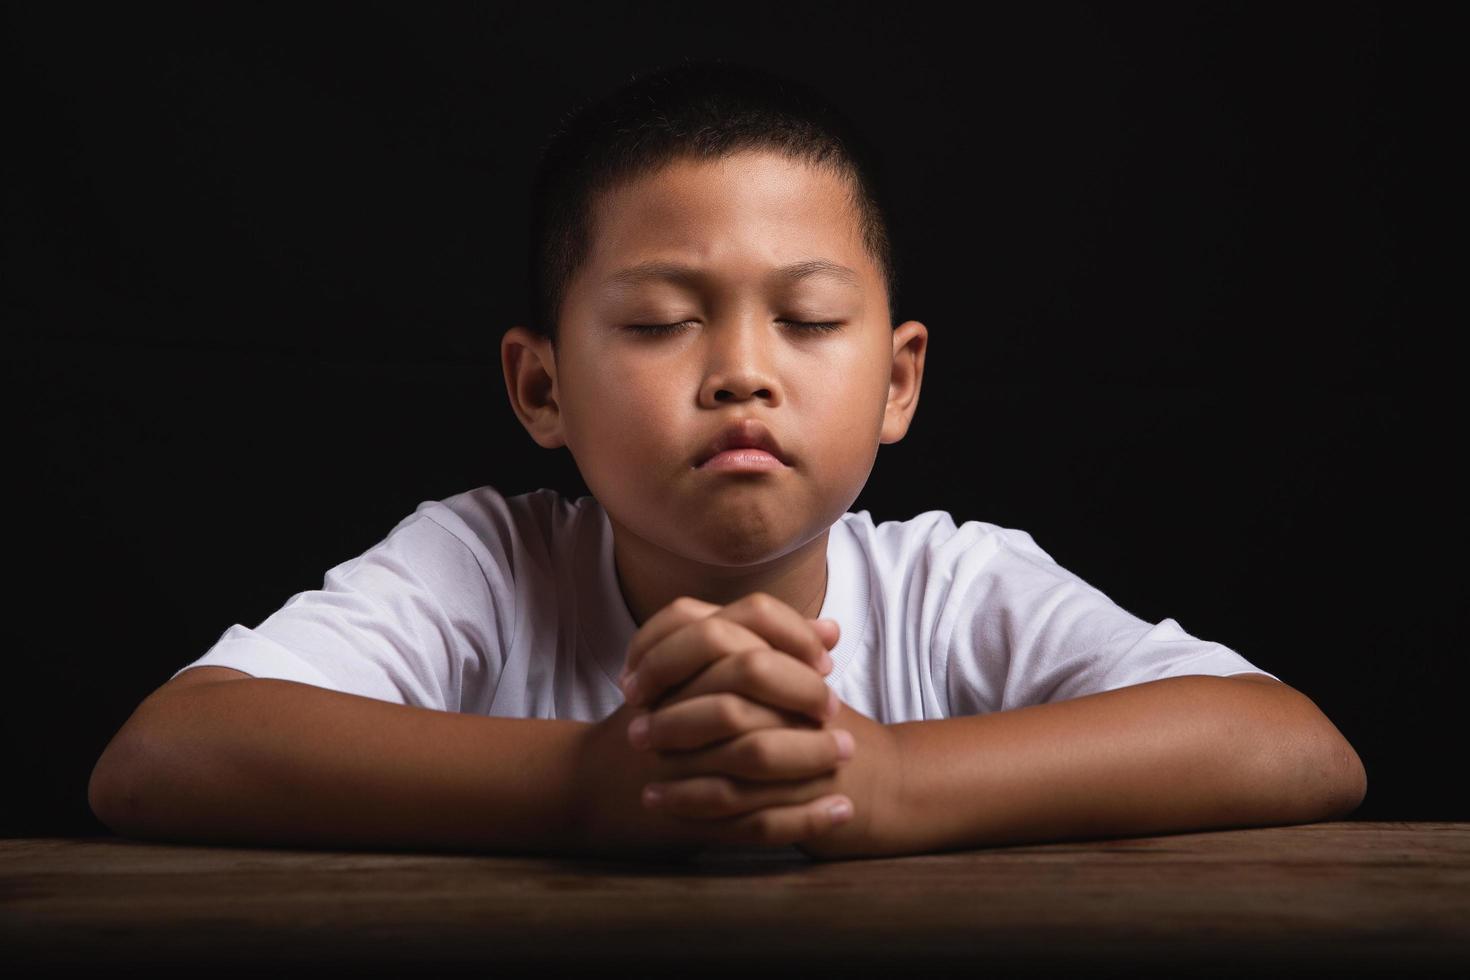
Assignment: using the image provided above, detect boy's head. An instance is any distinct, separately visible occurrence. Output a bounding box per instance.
[503,58,926,580]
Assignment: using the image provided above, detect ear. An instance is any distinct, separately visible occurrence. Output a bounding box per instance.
[880,320,927,445]
[501,325,566,450]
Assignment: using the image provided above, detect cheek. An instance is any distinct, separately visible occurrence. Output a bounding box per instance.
[569,358,682,445]
[805,343,885,404]
[817,402,879,458]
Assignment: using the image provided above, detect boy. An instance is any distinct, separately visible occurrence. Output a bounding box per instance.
[89,59,1366,862]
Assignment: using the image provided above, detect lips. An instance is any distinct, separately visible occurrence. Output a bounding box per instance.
[695,418,790,467]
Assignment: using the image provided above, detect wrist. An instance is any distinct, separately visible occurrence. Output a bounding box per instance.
[793,706,908,860]
[564,707,702,862]
[563,717,609,854]
[876,721,912,854]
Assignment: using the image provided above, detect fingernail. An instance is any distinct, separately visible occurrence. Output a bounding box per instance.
[627,715,651,749]
[827,798,853,823]
[826,688,840,719]
[643,784,665,807]
[819,654,834,674]
[621,671,640,703]
[833,729,854,761]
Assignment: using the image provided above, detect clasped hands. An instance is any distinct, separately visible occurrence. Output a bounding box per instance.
[570,592,900,862]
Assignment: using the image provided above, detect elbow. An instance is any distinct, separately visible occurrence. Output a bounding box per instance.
[1288,731,1367,821]
[88,752,122,832]
[88,733,147,835]
[1312,707,1367,817]
[1264,691,1367,821]
[1330,738,1368,817]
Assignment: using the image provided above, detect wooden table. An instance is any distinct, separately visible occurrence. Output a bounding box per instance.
[3,822,1466,978]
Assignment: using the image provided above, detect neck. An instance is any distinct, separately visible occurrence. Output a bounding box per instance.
[608,518,830,628]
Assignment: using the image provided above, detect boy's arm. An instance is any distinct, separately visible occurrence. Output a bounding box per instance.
[879,674,1367,855]
[89,671,587,856]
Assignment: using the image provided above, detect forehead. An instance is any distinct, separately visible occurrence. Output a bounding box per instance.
[580,150,872,291]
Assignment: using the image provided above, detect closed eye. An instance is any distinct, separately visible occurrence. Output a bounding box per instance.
[627,320,844,336]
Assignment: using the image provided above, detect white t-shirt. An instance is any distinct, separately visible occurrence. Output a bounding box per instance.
[171,485,1279,723]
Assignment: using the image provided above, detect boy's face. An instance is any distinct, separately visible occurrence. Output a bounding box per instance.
[505,149,926,580]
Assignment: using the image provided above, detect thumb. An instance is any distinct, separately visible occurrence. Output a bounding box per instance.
[810,617,841,649]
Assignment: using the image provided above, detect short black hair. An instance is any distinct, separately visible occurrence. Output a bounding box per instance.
[523,57,902,352]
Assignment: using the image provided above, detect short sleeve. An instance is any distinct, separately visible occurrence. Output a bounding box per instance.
[170,503,512,713]
[942,525,1279,715]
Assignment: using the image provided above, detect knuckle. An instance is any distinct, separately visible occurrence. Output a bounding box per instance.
[715,693,746,730]
[698,615,736,648]
[747,591,780,617]
[741,732,776,771]
[749,808,778,843]
[668,779,701,814]
[696,778,729,813]
[711,777,739,810]
[734,648,772,685]
[671,596,705,619]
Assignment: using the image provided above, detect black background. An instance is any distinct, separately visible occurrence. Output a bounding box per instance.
[7,2,1452,837]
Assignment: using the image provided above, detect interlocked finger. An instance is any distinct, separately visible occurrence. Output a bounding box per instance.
[674,791,856,846]
[622,596,721,679]
[634,692,819,752]
[717,591,833,673]
[624,616,766,709]
[649,647,836,725]
[648,772,843,820]
[622,592,833,697]
[659,725,854,783]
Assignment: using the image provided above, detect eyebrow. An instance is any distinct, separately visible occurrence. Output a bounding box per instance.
[600,258,862,291]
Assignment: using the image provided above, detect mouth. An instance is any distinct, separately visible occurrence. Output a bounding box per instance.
[697,448,789,472]
[694,418,791,469]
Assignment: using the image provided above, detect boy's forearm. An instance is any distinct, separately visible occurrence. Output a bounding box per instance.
[90,679,588,855]
[884,675,1367,854]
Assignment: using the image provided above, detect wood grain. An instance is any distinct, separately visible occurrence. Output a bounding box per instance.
[3,822,1465,977]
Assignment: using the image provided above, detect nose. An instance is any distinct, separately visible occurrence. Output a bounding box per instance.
[697,319,782,407]
[711,377,774,404]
